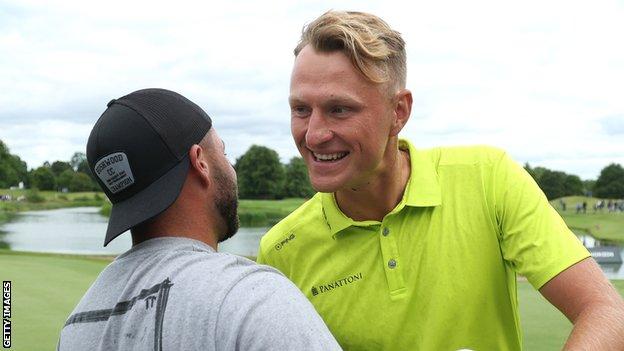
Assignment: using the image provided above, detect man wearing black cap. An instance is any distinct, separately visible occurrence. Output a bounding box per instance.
[58,88,340,350]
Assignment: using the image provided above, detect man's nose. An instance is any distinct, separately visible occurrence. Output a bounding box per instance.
[305,112,333,148]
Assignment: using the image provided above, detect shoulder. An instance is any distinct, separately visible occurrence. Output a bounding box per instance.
[422,145,507,167]
[259,193,325,251]
[175,249,276,280]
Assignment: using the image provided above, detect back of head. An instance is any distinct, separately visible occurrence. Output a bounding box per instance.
[87,88,213,246]
[295,10,407,91]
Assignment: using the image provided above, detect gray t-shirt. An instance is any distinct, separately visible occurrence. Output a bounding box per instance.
[58,237,340,350]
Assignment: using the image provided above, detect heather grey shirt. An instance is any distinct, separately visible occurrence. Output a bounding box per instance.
[58,237,340,350]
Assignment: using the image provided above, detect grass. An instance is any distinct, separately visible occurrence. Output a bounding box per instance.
[519,279,624,350]
[0,251,111,351]
[238,198,307,226]
[1,250,623,350]
[549,196,624,243]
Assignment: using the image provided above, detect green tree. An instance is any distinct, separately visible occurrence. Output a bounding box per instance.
[531,166,549,182]
[536,169,566,200]
[30,167,56,190]
[563,174,583,196]
[0,164,19,188]
[235,145,285,199]
[50,161,73,177]
[583,179,596,196]
[284,157,314,198]
[69,172,96,192]
[0,139,28,187]
[594,163,624,199]
[77,159,95,182]
[57,169,75,190]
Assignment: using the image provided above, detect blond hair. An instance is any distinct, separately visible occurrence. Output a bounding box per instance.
[295,11,406,91]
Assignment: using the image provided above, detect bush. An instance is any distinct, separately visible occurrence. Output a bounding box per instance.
[100,202,112,216]
[26,189,45,203]
[238,212,268,227]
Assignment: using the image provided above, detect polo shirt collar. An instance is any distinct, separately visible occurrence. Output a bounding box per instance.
[321,138,442,236]
[400,139,442,207]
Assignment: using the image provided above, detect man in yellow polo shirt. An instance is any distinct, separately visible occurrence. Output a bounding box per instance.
[257,10,624,350]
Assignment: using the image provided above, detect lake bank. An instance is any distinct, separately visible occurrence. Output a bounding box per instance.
[551,196,624,243]
[0,207,269,256]
[3,192,622,242]
[0,189,105,226]
[100,197,308,227]
[1,188,308,228]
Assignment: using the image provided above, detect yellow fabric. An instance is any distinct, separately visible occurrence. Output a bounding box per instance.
[257,139,589,351]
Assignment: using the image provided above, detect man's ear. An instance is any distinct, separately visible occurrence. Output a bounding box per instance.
[189,144,211,186]
[389,89,412,137]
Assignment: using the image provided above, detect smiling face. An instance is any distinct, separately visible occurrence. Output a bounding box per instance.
[290,45,398,193]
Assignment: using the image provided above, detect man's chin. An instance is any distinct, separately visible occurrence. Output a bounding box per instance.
[311,178,343,193]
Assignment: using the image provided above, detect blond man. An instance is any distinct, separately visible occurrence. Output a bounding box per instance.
[258,11,624,350]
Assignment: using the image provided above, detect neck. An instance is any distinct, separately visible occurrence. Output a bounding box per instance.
[131,197,221,250]
[335,140,411,222]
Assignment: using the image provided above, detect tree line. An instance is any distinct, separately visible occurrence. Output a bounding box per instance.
[2,138,623,200]
[0,140,98,192]
[524,163,624,200]
[235,145,314,199]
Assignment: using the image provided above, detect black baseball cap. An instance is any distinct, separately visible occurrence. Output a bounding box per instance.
[87,88,212,246]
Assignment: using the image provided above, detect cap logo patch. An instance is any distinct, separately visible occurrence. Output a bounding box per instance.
[94,152,135,194]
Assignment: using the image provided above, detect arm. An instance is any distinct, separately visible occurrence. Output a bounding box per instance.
[490,151,623,348]
[539,257,624,350]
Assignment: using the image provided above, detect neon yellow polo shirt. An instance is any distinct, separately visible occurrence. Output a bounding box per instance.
[257,139,589,351]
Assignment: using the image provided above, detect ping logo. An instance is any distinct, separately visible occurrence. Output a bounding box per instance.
[275,233,295,251]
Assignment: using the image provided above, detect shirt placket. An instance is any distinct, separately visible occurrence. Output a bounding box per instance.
[379,218,407,299]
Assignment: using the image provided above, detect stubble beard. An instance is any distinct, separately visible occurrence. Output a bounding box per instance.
[212,164,240,243]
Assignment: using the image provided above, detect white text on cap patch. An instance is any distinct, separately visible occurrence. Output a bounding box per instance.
[94,152,135,194]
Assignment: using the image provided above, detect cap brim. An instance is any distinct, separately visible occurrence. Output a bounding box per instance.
[103,157,190,246]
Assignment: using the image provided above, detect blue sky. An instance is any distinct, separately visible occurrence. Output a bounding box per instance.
[1,0,623,179]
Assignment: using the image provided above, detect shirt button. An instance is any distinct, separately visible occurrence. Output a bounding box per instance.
[388,259,397,269]
[382,227,390,236]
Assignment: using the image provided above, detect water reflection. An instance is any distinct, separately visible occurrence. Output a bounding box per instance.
[576,232,624,279]
[0,207,267,257]
[2,208,623,278]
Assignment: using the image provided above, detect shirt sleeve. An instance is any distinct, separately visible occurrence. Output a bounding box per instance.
[215,268,342,350]
[256,242,267,265]
[493,151,590,289]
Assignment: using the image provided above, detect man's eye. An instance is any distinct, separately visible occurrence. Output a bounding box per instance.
[331,106,349,114]
[291,106,310,117]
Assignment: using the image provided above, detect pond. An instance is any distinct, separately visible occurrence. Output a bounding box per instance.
[2,207,623,279]
[0,207,267,257]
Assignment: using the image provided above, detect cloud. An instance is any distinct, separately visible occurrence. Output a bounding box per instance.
[601,115,624,136]
[1,0,623,180]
